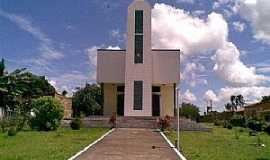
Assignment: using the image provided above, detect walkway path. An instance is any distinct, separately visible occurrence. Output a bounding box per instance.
[75,128,180,160]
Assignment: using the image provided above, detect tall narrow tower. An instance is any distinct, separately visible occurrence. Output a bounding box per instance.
[124,0,152,116]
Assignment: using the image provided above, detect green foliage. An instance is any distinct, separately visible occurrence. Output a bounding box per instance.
[70,117,81,130]
[265,125,270,135]
[0,118,9,132]
[214,120,222,126]
[247,118,265,132]
[230,115,246,127]
[227,124,233,129]
[225,95,245,112]
[7,126,17,136]
[30,97,64,131]
[179,103,200,121]
[0,58,5,77]
[72,84,102,116]
[261,95,270,103]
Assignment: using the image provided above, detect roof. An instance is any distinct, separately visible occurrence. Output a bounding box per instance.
[97,49,180,52]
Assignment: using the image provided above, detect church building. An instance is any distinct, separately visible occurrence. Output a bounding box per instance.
[96,0,180,117]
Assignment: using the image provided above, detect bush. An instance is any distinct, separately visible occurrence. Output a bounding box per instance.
[70,117,81,130]
[30,96,64,131]
[223,121,230,128]
[157,115,172,131]
[7,127,17,136]
[0,119,9,133]
[214,120,222,126]
[265,125,270,135]
[230,115,246,127]
[247,118,265,132]
[227,124,233,129]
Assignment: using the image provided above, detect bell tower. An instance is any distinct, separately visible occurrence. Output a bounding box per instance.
[124,0,152,116]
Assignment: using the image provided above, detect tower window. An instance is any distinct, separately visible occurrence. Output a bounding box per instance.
[134,35,143,63]
[135,10,143,33]
[134,81,143,110]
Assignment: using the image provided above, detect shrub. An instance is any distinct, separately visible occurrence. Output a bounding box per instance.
[70,117,81,130]
[247,118,265,132]
[0,119,9,133]
[265,125,270,135]
[230,115,246,127]
[227,124,233,129]
[223,121,230,128]
[214,120,222,126]
[7,127,17,136]
[30,96,64,131]
[157,115,172,131]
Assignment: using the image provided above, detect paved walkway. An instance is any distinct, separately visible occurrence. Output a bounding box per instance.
[75,128,180,160]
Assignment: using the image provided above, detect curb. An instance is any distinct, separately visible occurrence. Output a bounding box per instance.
[160,131,187,160]
[68,128,115,160]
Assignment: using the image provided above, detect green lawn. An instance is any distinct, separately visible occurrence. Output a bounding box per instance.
[167,124,270,160]
[0,128,109,160]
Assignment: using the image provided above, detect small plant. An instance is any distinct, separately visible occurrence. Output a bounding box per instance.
[7,127,17,136]
[227,124,233,129]
[247,118,265,132]
[109,113,116,128]
[30,96,64,131]
[157,115,171,131]
[70,117,81,130]
[0,118,9,133]
[265,124,270,135]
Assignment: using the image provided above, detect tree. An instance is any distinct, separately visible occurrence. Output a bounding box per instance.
[179,103,200,121]
[0,58,5,77]
[72,84,102,117]
[227,95,245,112]
[62,90,68,96]
[225,103,233,111]
[261,95,270,103]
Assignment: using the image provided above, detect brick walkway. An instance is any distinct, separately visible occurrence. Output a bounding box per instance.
[75,128,180,160]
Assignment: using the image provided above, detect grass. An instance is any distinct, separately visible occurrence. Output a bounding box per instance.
[0,128,109,160]
[166,124,270,160]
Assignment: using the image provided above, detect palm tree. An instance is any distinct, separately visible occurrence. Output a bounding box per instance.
[225,103,233,111]
[230,95,237,111]
[236,94,245,108]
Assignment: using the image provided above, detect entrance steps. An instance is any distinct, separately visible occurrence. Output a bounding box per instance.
[62,116,211,131]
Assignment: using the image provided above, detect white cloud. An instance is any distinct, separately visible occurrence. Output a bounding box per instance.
[182,89,197,102]
[204,90,219,102]
[107,46,121,50]
[232,21,246,32]
[257,67,270,73]
[182,62,207,87]
[237,0,270,43]
[0,10,64,61]
[152,3,269,86]
[152,4,227,56]
[217,86,270,104]
[213,42,269,86]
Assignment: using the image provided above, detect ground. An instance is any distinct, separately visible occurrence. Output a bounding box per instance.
[75,128,179,160]
[167,124,270,160]
[0,128,109,160]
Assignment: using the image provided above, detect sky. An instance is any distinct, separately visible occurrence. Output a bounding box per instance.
[1,0,270,113]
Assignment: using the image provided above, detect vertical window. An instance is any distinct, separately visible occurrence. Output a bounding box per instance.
[134,35,143,63]
[135,10,143,33]
[134,81,143,110]
[134,10,143,64]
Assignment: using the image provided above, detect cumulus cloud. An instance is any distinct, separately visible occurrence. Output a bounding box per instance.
[213,42,269,86]
[237,0,270,43]
[182,89,197,102]
[217,86,270,104]
[152,3,269,86]
[176,0,194,4]
[204,90,219,102]
[232,21,246,32]
[182,62,207,87]
[152,4,227,56]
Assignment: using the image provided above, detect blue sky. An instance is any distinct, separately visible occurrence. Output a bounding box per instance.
[1,0,270,112]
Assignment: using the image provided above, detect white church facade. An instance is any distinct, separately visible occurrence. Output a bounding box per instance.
[96,0,180,117]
